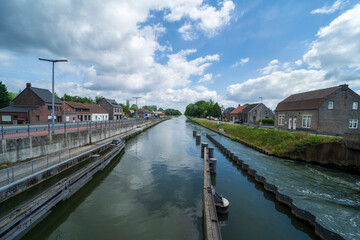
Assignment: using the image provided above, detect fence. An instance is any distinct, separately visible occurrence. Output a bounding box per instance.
[0,118,159,140]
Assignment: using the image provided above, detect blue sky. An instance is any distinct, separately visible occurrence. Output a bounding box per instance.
[0,0,359,111]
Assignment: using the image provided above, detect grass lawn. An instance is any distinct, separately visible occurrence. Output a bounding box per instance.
[189,117,342,155]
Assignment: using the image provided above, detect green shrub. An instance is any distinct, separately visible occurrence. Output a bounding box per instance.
[259,118,274,124]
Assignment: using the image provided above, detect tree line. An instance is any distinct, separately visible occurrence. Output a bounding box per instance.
[184,100,221,118]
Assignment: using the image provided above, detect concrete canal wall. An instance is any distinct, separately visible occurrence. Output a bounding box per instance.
[0,119,163,163]
[0,119,168,202]
[206,134,344,240]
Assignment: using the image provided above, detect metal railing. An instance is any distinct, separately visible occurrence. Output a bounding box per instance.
[0,117,160,140]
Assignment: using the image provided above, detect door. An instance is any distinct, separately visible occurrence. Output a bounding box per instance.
[288,117,292,130]
[293,117,297,130]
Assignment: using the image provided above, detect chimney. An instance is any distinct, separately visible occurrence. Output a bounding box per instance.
[26,83,31,89]
[339,84,348,91]
[238,104,241,107]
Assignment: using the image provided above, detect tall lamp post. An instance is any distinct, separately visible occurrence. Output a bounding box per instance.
[39,58,68,133]
[259,97,263,125]
[132,97,141,120]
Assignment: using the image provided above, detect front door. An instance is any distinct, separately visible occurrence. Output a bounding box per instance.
[293,117,297,130]
[288,117,292,130]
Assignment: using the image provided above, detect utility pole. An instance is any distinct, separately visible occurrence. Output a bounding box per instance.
[39,58,68,133]
[132,97,141,120]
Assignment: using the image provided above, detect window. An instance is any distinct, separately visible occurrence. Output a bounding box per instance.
[48,105,52,110]
[265,110,267,114]
[278,115,285,125]
[349,119,358,129]
[36,115,40,121]
[328,101,333,109]
[353,102,358,110]
[84,115,87,120]
[302,116,311,128]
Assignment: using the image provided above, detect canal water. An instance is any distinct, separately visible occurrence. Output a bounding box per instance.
[22,117,360,239]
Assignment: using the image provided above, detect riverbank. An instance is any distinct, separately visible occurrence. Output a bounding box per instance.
[188,117,341,155]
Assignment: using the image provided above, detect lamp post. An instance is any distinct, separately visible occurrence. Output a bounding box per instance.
[132,97,141,120]
[259,97,263,125]
[39,58,68,133]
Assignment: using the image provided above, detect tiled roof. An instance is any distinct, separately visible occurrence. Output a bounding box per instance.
[31,87,62,104]
[275,86,339,111]
[83,103,108,114]
[137,108,150,114]
[0,105,38,113]
[63,101,90,113]
[241,103,259,114]
[104,98,121,108]
[230,105,247,114]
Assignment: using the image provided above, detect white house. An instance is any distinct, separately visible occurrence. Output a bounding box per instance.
[84,103,109,121]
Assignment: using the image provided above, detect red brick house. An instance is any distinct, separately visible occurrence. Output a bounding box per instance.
[0,83,63,124]
[63,101,91,122]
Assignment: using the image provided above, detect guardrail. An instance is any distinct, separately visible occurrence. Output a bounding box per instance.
[0,117,161,140]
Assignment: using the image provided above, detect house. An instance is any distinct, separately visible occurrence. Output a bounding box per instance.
[83,103,109,121]
[98,98,123,120]
[137,108,150,118]
[229,105,246,122]
[230,103,273,124]
[222,107,235,121]
[63,101,91,122]
[274,84,360,135]
[153,111,165,117]
[0,83,63,124]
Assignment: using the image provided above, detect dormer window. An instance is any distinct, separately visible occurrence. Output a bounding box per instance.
[353,102,358,110]
[328,101,333,110]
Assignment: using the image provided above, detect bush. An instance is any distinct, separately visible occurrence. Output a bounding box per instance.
[259,118,274,124]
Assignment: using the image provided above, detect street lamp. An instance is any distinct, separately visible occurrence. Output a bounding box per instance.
[259,97,263,125]
[39,58,68,133]
[132,97,141,120]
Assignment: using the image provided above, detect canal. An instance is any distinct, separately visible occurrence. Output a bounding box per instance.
[22,116,360,239]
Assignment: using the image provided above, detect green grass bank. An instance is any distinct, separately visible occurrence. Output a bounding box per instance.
[189,117,342,156]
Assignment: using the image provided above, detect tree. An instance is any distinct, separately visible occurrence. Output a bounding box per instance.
[158,107,164,112]
[184,100,222,118]
[130,104,138,111]
[0,82,11,108]
[211,102,222,117]
[95,96,103,104]
[62,94,95,104]
[165,108,182,116]
[143,105,157,112]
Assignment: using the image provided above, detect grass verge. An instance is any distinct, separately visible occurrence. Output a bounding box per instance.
[189,117,342,155]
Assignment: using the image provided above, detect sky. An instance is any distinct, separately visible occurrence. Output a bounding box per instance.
[0,0,360,112]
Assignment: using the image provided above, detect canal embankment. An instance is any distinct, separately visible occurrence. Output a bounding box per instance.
[0,118,169,203]
[206,134,343,240]
[188,117,360,174]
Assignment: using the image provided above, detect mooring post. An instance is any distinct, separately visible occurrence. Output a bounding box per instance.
[193,130,197,136]
[196,134,201,144]
[201,142,208,154]
[208,147,214,159]
[209,158,217,173]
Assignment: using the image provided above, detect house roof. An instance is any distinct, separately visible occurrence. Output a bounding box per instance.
[275,86,339,111]
[223,107,235,115]
[0,105,38,113]
[230,105,247,114]
[103,98,122,108]
[83,103,108,114]
[31,87,62,104]
[137,108,150,114]
[63,101,90,114]
[241,103,259,114]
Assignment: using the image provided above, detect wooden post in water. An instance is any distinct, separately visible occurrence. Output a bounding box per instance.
[196,134,201,144]
[201,142,208,154]
[193,130,197,137]
[208,147,214,159]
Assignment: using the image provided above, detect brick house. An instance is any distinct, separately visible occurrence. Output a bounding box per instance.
[83,103,109,121]
[137,108,150,118]
[230,103,273,124]
[98,98,123,120]
[0,83,63,124]
[222,107,235,121]
[229,105,246,122]
[63,101,92,122]
[274,84,360,135]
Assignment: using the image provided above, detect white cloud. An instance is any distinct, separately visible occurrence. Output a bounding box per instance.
[231,57,249,68]
[178,22,198,41]
[165,0,235,37]
[258,59,280,74]
[198,73,213,83]
[304,4,360,71]
[295,59,303,66]
[311,0,346,14]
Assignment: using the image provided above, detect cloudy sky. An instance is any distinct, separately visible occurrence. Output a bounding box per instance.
[0,0,360,111]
